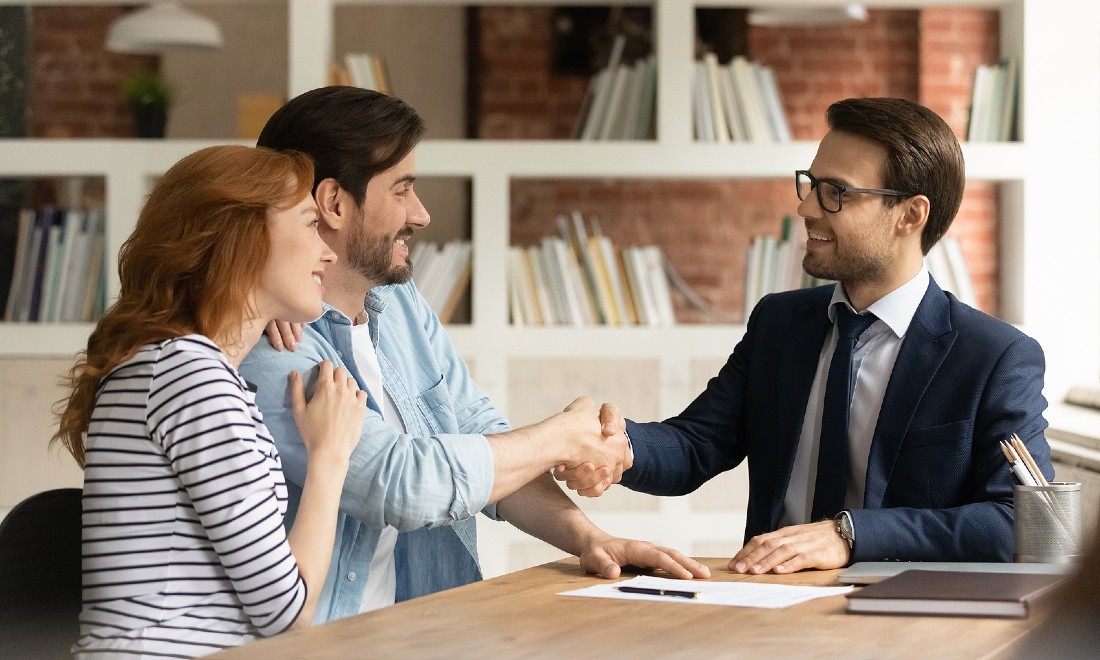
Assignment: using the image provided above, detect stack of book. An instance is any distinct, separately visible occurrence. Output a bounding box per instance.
[508,212,675,327]
[409,239,471,324]
[967,57,1018,142]
[743,217,825,320]
[924,235,978,308]
[695,53,791,143]
[3,205,106,323]
[744,218,979,318]
[573,35,657,141]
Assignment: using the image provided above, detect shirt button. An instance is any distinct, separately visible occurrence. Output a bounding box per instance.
[347,571,357,581]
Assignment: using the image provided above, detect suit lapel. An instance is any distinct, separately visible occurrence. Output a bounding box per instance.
[864,279,957,508]
[770,291,832,528]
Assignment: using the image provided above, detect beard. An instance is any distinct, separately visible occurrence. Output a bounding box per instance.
[802,218,892,284]
[346,221,414,286]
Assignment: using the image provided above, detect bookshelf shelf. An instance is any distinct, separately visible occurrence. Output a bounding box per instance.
[0,139,1030,180]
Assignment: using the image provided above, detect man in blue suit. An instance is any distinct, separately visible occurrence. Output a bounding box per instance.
[574,98,1052,574]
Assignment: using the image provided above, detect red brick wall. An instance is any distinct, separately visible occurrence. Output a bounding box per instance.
[920,8,1001,316]
[29,6,155,138]
[477,6,588,140]
[487,7,1002,321]
[749,10,920,141]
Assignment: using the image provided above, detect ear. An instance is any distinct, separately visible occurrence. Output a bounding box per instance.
[894,194,930,240]
[314,178,350,230]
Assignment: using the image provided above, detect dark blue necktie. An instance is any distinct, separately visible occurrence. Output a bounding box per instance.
[811,304,878,521]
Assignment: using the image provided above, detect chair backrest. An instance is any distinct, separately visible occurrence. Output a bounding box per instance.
[0,488,82,660]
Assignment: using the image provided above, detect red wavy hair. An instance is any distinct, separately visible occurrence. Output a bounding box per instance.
[53,145,314,467]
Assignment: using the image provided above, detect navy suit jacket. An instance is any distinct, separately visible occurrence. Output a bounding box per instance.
[621,279,1051,562]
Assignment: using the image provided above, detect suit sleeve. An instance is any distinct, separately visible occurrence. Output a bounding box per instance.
[619,302,762,496]
[849,333,1051,562]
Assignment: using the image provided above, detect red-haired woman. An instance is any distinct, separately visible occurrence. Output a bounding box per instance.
[54,145,366,658]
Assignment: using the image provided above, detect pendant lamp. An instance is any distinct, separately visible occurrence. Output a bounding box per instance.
[106,1,223,54]
[748,3,868,27]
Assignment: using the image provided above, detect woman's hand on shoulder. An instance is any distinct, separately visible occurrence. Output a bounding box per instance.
[265,320,304,352]
[289,361,366,468]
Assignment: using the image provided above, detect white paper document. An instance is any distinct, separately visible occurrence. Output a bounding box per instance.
[558,575,853,609]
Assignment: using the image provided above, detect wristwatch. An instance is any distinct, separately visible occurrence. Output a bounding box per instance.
[834,510,855,550]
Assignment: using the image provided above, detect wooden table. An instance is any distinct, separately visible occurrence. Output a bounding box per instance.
[213,557,1045,659]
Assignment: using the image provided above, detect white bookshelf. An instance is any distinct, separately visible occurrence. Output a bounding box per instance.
[2,0,1098,576]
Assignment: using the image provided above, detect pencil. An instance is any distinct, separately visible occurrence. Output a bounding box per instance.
[1010,433,1049,487]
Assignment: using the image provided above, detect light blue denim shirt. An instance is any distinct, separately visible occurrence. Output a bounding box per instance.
[240,281,507,622]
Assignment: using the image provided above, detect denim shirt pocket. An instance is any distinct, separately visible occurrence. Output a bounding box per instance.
[416,374,461,434]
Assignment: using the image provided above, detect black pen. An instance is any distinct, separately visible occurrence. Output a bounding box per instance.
[616,586,700,599]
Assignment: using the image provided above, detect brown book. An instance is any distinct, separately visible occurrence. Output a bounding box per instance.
[846,569,1066,618]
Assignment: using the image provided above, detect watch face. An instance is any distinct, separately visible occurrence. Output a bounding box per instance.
[836,513,854,544]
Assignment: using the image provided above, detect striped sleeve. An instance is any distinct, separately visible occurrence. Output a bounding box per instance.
[147,343,305,635]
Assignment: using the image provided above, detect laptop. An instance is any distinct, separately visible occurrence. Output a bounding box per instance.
[838,561,1072,585]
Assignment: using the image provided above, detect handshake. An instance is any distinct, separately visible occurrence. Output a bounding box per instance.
[547,396,630,497]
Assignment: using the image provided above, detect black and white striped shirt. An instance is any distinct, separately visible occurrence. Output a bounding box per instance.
[73,335,305,658]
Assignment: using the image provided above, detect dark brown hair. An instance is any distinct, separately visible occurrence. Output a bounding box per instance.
[257,86,426,204]
[827,97,965,254]
[53,145,314,466]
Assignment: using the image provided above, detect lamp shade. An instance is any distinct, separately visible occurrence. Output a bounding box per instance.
[748,3,868,27]
[106,2,223,54]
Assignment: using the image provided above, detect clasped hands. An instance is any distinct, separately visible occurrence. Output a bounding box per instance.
[552,398,630,497]
[555,401,851,573]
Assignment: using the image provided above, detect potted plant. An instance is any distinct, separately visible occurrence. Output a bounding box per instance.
[123,69,172,138]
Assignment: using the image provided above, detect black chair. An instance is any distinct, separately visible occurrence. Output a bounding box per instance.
[0,488,82,660]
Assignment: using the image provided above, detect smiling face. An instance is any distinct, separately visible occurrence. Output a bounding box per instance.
[255,189,336,323]
[798,129,908,294]
[345,150,430,288]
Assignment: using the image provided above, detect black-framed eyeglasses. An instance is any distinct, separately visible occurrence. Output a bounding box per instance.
[795,170,914,213]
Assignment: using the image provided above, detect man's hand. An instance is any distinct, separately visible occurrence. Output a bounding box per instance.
[265,320,304,351]
[553,402,631,497]
[579,535,711,580]
[728,520,850,574]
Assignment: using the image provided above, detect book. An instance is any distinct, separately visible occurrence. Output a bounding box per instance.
[438,245,471,324]
[845,569,1066,618]
[633,56,657,140]
[967,64,991,142]
[693,62,715,142]
[622,246,657,326]
[4,209,36,321]
[839,561,1072,585]
[717,61,747,142]
[566,212,609,324]
[642,245,675,326]
[925,239,958,298]
[592,235,631,325]
[579,34,626,141]
[47,209,83,322]
[508,246,538,325]
[79,226,106,322]
[941,235,978,308]
[730,56,770,142]
[702,52,730,143]
[526,245,556,325]
[756,65,791,142]
[597,64,632,141]
[997,56,1018,141]
[508,247,529,325]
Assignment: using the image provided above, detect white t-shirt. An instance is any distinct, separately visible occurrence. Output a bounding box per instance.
[350,320,404,613]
